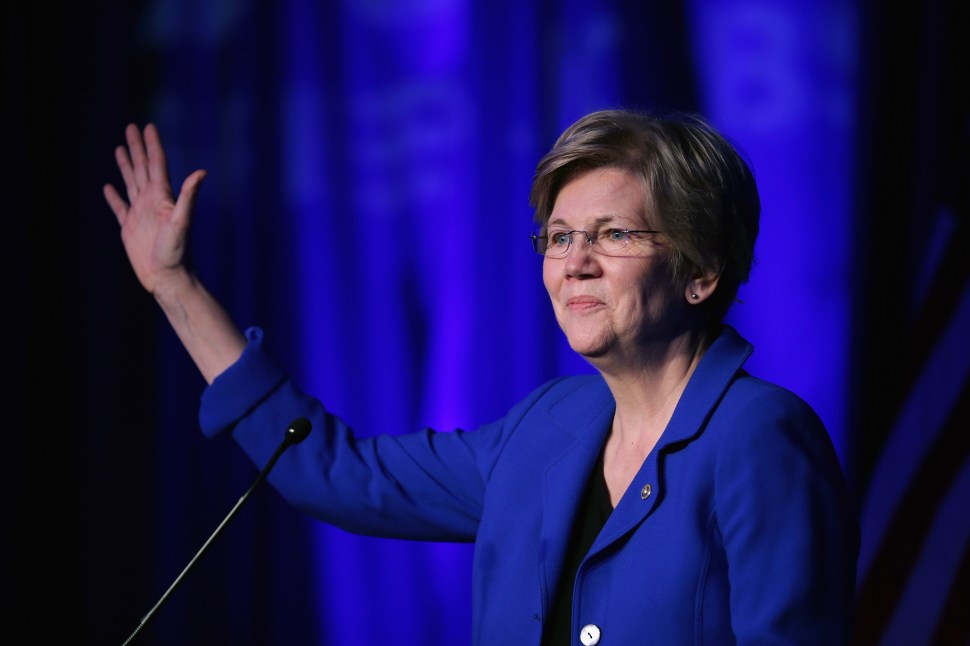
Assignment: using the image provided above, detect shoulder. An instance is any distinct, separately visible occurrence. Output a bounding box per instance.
[481,372,611,443]
[709,371,845,481]
[702,326,825,438]
[719,372,823,427]
[506,373,610,417]
[705,373,854,526]
[520,374,609,403]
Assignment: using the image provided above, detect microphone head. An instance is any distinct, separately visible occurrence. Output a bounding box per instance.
[284,417,312,445]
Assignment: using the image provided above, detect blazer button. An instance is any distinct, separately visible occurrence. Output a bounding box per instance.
[640,483,652,499]
[580,623,601,645]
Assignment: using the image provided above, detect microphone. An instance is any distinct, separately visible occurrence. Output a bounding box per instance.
[121,417,313,645]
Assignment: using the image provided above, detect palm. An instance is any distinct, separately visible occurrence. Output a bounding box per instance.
[122,174,184,287]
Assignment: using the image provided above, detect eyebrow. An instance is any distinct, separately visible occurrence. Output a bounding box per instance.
[547,214,621,228]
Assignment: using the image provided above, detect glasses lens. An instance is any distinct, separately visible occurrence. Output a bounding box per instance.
[534,229,657,257]
[599,230,630,255]
[545,229,573,257]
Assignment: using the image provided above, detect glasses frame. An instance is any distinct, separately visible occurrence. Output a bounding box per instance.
[530,228,661,257]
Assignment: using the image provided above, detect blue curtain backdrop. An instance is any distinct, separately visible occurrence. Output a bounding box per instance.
[16,0,968,644]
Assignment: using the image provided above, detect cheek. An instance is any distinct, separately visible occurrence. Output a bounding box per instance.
[622,263,672,316]
[542,260,558,297]
[616,292,650,326]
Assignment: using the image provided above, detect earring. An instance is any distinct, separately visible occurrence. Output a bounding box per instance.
[690,293,699,300]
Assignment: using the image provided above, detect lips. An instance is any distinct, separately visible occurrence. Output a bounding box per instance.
[565,295,604,311]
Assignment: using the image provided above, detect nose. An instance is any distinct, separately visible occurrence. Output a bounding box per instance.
[562,232,599,277]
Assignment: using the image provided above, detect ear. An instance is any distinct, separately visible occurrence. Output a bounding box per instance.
[685,269,720,304]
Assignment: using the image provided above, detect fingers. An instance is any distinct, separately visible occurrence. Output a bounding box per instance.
[144,123,171,187]
[115,143,138,198]
[103,183,129,226]
[108,122,194,228]
[125,123,150,188]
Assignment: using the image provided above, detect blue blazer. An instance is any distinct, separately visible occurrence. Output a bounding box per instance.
[200,325,859,645]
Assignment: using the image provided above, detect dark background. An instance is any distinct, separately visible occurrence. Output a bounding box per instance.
[14,0,969,644]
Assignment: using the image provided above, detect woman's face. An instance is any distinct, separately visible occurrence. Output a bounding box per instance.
[542,167,690,369]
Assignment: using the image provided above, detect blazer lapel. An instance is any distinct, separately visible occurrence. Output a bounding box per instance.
[588,326,754,556]
[537,376,615,606]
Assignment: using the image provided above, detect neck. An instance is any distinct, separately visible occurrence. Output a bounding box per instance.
[597,328,714,507]
[599,326,713,444]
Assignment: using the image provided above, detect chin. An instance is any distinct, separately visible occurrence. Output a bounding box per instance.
[566,335,613,360]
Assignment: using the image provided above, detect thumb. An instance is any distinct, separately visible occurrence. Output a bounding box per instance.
[173,169,208,221]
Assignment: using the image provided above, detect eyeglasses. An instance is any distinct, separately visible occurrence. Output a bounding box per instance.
[530,228,661,258]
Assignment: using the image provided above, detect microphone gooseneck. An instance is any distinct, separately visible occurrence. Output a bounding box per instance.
[120,417,312,645]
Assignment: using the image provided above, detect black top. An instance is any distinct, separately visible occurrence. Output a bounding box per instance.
[542,451,614,645]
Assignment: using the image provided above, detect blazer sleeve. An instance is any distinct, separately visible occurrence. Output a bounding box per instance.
[197,327,496,541]
[712,379,860,644]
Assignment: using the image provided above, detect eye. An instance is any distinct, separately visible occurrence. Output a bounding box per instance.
[548,230,572,247]
[606,229,629,242]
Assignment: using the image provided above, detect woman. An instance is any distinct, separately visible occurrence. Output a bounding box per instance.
[104,109,859,645]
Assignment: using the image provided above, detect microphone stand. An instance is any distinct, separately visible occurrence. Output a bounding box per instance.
[121,417,312,645]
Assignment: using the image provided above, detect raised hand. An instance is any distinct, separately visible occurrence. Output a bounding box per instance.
[103,123,207,295]
[103,123,244,381]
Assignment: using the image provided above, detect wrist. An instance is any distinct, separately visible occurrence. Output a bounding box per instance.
[152,266,197,308]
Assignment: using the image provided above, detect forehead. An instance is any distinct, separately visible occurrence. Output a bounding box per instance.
[548,167,649,227]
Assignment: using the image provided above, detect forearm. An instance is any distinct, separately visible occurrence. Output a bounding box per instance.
[153,268,247,384]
